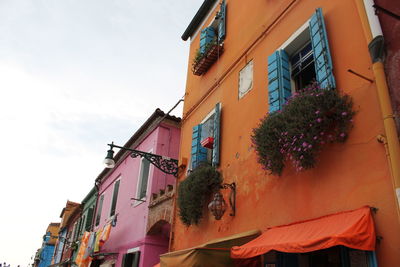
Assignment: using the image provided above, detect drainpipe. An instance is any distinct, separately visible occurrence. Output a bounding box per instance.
[354,0,400,220]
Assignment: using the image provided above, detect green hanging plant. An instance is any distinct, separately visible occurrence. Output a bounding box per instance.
[191,38,217,70]
[252,83,355,176]
[178,165,222,226]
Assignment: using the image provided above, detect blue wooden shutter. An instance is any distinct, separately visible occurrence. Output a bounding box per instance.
[367,251,378,267]
[218,0,226,42]
[191,125,208,169]
[212,103,221,166]
[309,8,335,89]
[268,50,291,113]
[200,27,216,54]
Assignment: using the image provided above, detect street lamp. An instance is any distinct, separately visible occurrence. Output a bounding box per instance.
[208,182,236,220]
[103,142,179,177]
[103,147,115,168]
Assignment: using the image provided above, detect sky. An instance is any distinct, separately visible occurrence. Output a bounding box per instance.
[0,0,201,265]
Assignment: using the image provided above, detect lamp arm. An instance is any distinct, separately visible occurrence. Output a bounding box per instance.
[108,143,179,177]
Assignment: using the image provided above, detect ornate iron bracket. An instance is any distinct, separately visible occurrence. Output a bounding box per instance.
[221,182,236,216]
[108,143,179,177]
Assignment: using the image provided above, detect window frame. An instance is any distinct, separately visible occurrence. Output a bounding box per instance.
[134,152,153,206]
[278,20,313,93]
[95,194,104,226]
[200,109,217,164]
[123,247,141,267]
[109,178,121,217]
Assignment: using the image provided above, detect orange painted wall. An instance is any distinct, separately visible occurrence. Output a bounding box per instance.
[174,0,400,265]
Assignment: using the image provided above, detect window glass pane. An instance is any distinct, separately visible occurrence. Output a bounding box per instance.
[349,250,369,267]
[110,180,120,216]
[95,195,104,226]
[138,159,150,199]
[291,53,300,65]
[290,40,316,90]
[302,42,313,55]
[201,114,215,140]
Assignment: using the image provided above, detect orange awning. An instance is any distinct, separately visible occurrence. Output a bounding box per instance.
[231,206,375,259]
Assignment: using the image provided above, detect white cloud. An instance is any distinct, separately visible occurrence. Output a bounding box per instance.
[0,0,201,264]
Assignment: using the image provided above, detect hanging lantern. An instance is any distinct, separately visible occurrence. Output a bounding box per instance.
[208,192,227,220]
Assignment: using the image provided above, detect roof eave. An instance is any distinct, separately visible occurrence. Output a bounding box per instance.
[181,0,217,41]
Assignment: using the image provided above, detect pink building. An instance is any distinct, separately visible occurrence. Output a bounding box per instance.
[92,109,180,267]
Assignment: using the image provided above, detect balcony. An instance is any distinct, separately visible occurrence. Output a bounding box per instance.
[192,43,224,76]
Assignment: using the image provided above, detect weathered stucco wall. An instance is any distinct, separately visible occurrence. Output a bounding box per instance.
[95,121,180,267]
[174,0,400,266]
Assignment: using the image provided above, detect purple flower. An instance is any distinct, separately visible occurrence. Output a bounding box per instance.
[320,132,325,136]
[340,133,346,137]
[315,110,320,114]
[342,112,348,116]
[316,118,322,123]
[308,144,312,149]
[313,136,318,140]
[302,142,308,147]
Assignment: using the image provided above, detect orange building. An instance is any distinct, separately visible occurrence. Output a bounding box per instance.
[164,0,400,266]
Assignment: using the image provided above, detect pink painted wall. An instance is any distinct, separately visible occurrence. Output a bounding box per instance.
[94,123,180,267]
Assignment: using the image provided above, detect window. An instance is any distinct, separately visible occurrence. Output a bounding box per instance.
[79,215,86,236]
[193,0,227,76]
[290,41,315,90]
[263,246,377,267]
[68,225,75,243]
[201,113,215,163]
[122,251,141,267]
[95,194,104,226]
[200,0,226,50]
[191,103,221,169]
[268,8,335,113]
[110,179,120,217]
[73,220,80,241]
[136,158,151,200]
[85,207,94,231]
[239,60,254,99]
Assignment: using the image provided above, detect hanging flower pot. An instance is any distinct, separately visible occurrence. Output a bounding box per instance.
[252,83,355,176]
[201,136,215,149]
[177,165,222,226]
